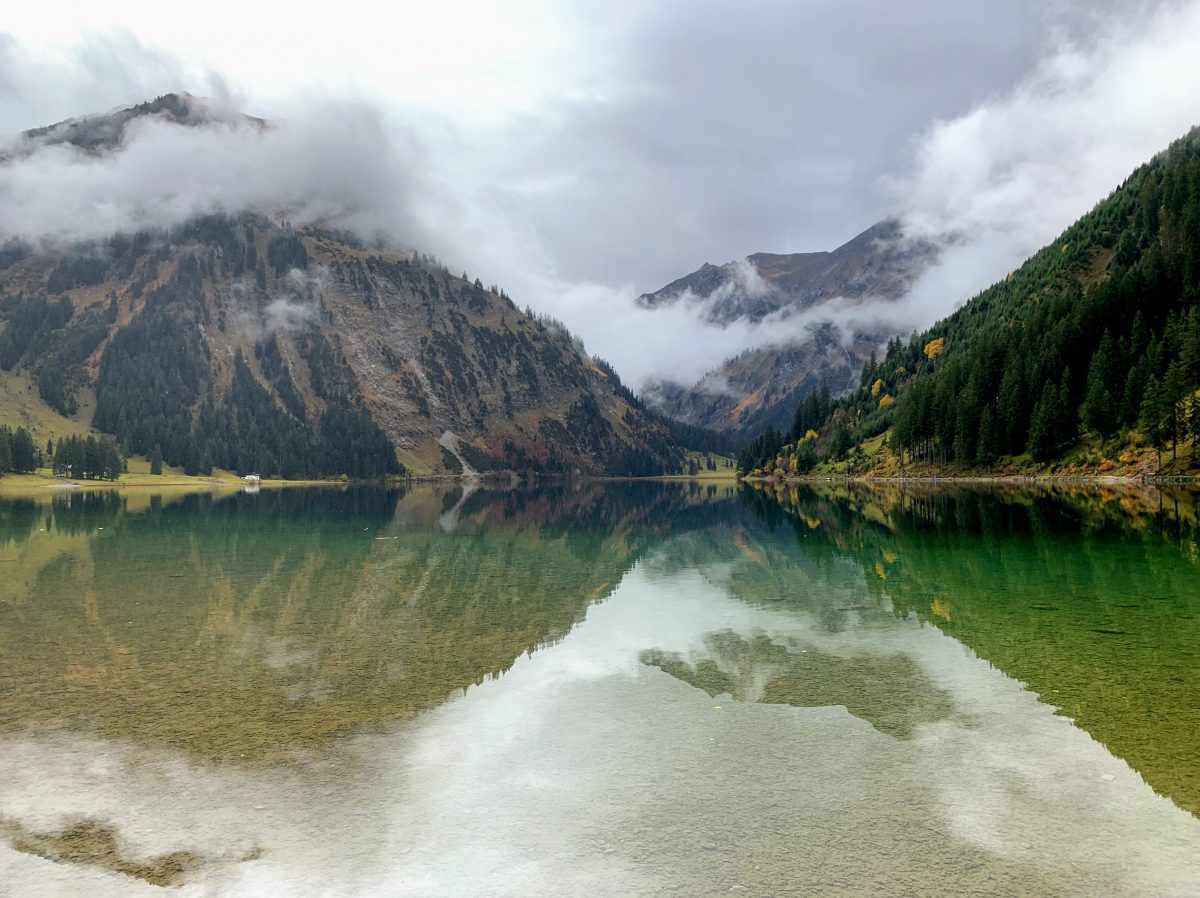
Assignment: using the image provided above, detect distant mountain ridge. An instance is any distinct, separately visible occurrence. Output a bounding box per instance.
[640,219,937,432]
[637,219,932,324]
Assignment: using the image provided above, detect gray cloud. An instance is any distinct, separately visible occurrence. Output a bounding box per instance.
[492,0,1200,388]
[0,31,221,135]
[2,3,1197,392]
[0,95,429,247]
[436,0,1054,291]
[884,0,1200,330]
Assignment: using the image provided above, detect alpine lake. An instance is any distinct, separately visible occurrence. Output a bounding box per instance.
[1,479,1199,897]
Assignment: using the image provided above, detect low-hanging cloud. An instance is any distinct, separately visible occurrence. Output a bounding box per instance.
[884,0,1200,330]
[0,93,430,248]
[414,1,1200,391]
[3,3,1200,394]
[231,267,330,344]
[264,268,329,335]
[0,30,194,136]
[576,0,1200,391]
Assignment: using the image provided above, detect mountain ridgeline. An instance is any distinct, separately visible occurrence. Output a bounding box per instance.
[641,219,936,434]
[0,95,691,479]
[738,127,1200,477]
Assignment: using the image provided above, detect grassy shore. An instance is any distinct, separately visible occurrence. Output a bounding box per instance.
[0,469,344,497]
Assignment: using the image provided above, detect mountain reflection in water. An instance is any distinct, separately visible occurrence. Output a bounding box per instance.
[0,480,1197,897]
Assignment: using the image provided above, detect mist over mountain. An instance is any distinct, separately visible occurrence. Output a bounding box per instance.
[4,91,261,159]
[638,220,937,431]
[1,3,1199,476]
[4,3,1197,401]
[0,96,682,477]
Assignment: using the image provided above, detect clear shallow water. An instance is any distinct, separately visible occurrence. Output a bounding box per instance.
[0,481,1198,896]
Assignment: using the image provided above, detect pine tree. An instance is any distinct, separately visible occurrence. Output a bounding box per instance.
[11,428,36,473]
[860,351,878,389]
[830,425,852,461]
[149,444,163,475]
[1140,374,1168,469]
[1027,381,1071,462]
[1082,338,1118,437]
[997,364,1025,455]
[977,405,999,467]
[1190,389,1200,466]
[1163,362,1186,461]
[0,428,12,474]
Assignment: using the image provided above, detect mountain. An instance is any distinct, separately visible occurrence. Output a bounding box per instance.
[1,92,261,161]
[0,483,733,766]
[638,219,936,432]
[738,127,1200,477]
[638,219,930,324]
[0,96,682,477]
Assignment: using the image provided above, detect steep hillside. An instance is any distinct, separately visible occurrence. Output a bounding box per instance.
[639,219,935,431]
[0,96,682,478]
[0,216,680,476]
[738,127,1200,478]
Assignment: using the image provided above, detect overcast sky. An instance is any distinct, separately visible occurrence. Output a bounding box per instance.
[3,1,1200,386]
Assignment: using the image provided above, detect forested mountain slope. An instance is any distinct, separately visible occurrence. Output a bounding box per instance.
[0,96,683,478]
[0,216,682,477]
[739,127,1200,476]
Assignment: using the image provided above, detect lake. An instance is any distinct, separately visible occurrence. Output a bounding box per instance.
[1,480,1198,897]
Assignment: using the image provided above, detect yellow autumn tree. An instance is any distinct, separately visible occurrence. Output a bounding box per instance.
[870,378,884,397]
[923,337,946,360]
[879,394,895,409]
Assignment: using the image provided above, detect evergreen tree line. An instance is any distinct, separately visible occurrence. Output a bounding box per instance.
[91,252,402,479]
[736,426,821,478]
[0,292,119,415]
[592,355,733,461]
[737,127,1200,473]
[0,426,38,474]
[51,435,124,480]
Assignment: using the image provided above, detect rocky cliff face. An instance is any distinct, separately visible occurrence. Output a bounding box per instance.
[639,219,936,431]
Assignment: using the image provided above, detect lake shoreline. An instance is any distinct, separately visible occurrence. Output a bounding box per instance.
[740,472,1200,486]
[0,471,357,496]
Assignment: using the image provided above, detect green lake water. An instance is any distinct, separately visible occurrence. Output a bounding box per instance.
[0,480,1198,896]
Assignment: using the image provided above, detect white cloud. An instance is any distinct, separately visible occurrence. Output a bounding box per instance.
[2,3,1199,395]
[0,96,432,248]
[888,0,1200,327]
